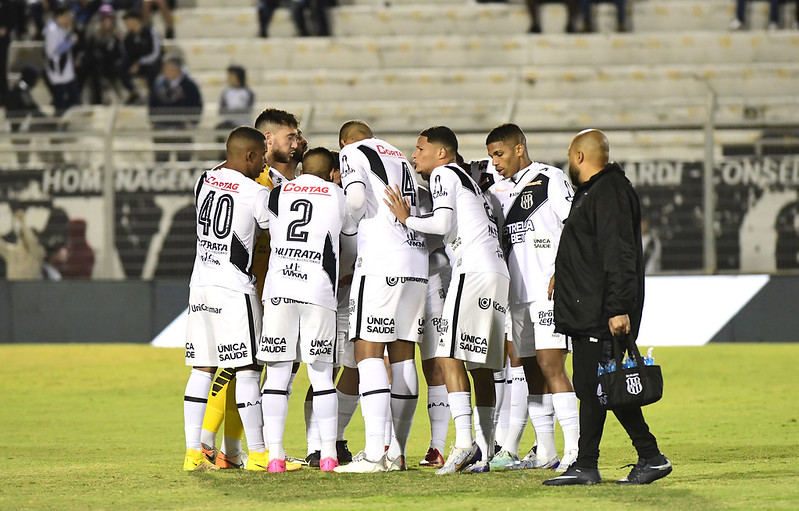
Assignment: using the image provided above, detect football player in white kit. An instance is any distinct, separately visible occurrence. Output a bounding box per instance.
[256,147,354,472]
[333,121,428,473]
[199,108,303,469]
[183,127,270,471]
[384,126,510,474]
[486,123,580,472]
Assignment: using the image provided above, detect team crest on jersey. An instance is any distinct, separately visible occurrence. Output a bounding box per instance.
[520,191,535,210]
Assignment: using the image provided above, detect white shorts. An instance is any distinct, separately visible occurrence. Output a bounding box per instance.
[421,270,447,361]
[510,299,569,358]
[349,274,427,344]
[185,286,261,368]
[435,272,509,371]
[257,298,336,364]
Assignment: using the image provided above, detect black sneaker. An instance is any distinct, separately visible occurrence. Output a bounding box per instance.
[543,465,602,486]
[617,454,672,485]
[305,450,321,468]
[336,440,353,464]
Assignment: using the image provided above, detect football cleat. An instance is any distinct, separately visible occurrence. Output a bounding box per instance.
[616,454,672,485]
[489,449,520,471]
[201,443,217,464]
[556,449,578,473]
[543,465,601,486]
[306,450,321,468]
[521,445,537,462]
[286,455,309,466]
[215,450,246,469]
[246,450,269,471]
[333,454,388,473]
[336,440,353,464]
[184,448,219,471]
[435,444,480,475]
[320,457,339,472]
[419,447,445,468]
[387,454,407,471]
[463,460,490,473]
[267,458,287,473]
[530,455,561,469]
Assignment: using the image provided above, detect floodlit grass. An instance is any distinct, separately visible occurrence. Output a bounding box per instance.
[1,343,798,510]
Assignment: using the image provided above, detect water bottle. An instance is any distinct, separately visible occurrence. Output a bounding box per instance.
[622,354,637,369]
[644,347,655,366]
[605,359,617,373]
[597,363,605,376]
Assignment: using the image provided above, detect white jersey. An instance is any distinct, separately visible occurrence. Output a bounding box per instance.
[263,174,347,311]
[408,164,507,277]
[339,137,428,277]
[466,159,501,193]
[189,167,270,295]
[43,21,76,85]
[489,162,573,304]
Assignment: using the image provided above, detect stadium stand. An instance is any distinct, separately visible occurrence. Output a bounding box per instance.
[3,0,798,163]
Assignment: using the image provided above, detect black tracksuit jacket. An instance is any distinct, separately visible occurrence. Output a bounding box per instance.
[553,162,645,341]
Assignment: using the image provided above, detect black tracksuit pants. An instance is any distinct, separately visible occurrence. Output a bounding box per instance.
[571,335,661,470]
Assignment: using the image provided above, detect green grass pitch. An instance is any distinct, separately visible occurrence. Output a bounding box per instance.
[2,343,798,510]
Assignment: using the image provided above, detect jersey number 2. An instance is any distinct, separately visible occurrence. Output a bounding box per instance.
[287,199,313,242]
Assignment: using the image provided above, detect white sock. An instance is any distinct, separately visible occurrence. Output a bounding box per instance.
[473,406,495,461]
[184,369,213,451]
[427,384,450,452]
[384,415,393,450]
[336,390,359,441]
[552,391,580,453]
[262,362,293,461]
[358,357,390,461]
[200,429,216,450]
[236,369,265,453]
[448,391,474,449]
[528,393,556,461]
[493,368,510,448]
[503,365,529,455]
[389,359,418,458]
[305,400,321,455]
[221,436,241,457]
[307,361,338,460]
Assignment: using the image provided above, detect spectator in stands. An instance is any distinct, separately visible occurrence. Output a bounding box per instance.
[148,55,203,162]
[6,65,60,164]
[730,0,798,30]
[291,0,331,37]
[526,0,578,33]
[257,0,279,38]
[581,0,627,32]
[85,4,130,103]
[0,0,11,107]
[57,218,95,278]
[122,9,162,102]
[217,64,255,129]
[44,1,81,115]
[0,210,46,280]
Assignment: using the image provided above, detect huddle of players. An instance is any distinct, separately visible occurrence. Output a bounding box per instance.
[182,108,580,475]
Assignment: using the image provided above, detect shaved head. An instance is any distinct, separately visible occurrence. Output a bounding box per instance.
[567,129,610,185]
[300,147,336,181]
[226,126,267,179]
[339,120,373,148]
[571,129,609,167]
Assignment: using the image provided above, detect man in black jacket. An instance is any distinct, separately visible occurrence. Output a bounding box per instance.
[543,129,671,486]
